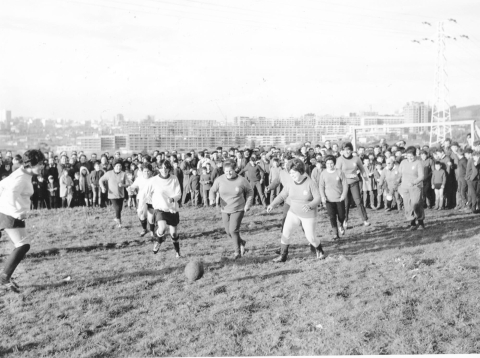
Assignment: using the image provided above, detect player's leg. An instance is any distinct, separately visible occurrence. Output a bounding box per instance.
[350,182,370,226]
[337,201,346,236]
[325,201,339,240]
[111,198,123,227]
[168,223,181,258]
[229,210,245,258]
[411,186,425,229]
[1,227,30,293]
[153,211,168,254]
[273,211,298,262]
[138,204,148,237]
[398,186,415,229]
[300,216,324,259]
[221,212,237,258]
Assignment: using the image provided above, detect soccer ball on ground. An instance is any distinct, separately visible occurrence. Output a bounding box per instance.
[184,260,204,282]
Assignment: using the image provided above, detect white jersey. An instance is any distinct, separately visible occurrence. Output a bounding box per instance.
[0,167,34,219]
[142,174,182,212]
[130,175,152,204]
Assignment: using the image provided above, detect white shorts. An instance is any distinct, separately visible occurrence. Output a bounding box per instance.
[281,211,321,247]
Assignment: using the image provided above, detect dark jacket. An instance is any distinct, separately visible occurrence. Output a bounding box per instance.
[239,162,265,183]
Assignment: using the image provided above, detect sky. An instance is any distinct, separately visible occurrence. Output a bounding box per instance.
[1,0,480,122]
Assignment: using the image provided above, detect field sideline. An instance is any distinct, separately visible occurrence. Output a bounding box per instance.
[1,204,479,356]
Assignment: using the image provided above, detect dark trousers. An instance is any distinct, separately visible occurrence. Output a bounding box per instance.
[202,188,210,206]
[111,198,124,219]
[467,181,480,210]
[38,198,48,209]
[221,210,245,254]
[49,197,56,209]
[422,180,434,207]
[444,178,456,208]
[191,190,200,206]
[325,201,346,229]
[250,181,266,206]
[456,178,468,207]
[345,181,368,222]
[92,186,104,207]
[30,197,38,210]
[363,190,375,208]
[181,176,191,204]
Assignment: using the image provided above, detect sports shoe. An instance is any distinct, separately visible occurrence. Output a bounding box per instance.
[1,281,20,293]
[363,221,371,227]
[408,225,418,231]
[316,248,325,260]
[338,225,345,236]
[153,241,162,254]
[139,230,148,237]
[233,252,241,260]
[343,221,348,231]
[10,279,19,289]
[418,224,425,230]
[175,252,182,258]
[272,255,287,263]
[240,240,247,256]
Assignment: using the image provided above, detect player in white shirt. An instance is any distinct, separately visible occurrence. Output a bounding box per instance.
[128,164,155,237]
[140,160,182,257]
[0,150,45,293]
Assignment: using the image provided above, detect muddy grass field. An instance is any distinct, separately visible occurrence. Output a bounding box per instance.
[1,203,479,357]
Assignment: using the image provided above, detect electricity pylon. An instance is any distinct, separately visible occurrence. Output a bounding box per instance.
[430,21,451,146]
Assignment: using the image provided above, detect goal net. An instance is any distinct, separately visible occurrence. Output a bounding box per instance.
[351,120,478,150]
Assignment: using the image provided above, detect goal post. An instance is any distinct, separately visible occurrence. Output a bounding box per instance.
[351,120,478,150]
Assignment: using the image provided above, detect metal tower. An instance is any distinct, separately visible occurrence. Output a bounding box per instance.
[430,21,451,146]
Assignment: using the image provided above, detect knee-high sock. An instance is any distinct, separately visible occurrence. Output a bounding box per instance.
[1,244,30,283]
[139,219,147,230]
[149,223,155,233]
[172,234,180,254]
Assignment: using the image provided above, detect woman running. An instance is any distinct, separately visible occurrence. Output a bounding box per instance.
[0,149,45,293]
[209,161,253,259]
[141,160,182,257]
[335,142,371,229]
[319,155,348,241]
[267,158,325,262]
[397,146,425,230]
[99,160,127,228]
[129,164,155,237]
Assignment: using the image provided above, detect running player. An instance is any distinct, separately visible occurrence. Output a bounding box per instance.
[209,161,253,259]
[0,149,45,293]
[335,142,371,229]
[129,164,155,237]
[141,160,183,257]
[319,155,348,241]
[267,158,325,262]
[99,160,127,228]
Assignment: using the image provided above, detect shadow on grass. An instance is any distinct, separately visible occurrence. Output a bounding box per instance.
[235,269,303,282]
[322,212,480,257]
[0,342,40,355]
[25,240,151,259]
[29,265,182,292]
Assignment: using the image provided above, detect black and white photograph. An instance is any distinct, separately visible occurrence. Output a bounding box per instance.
[1,0,480,356]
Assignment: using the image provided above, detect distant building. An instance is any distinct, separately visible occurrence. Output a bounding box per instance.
[403,102,431,133]
[0,109,12,122]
